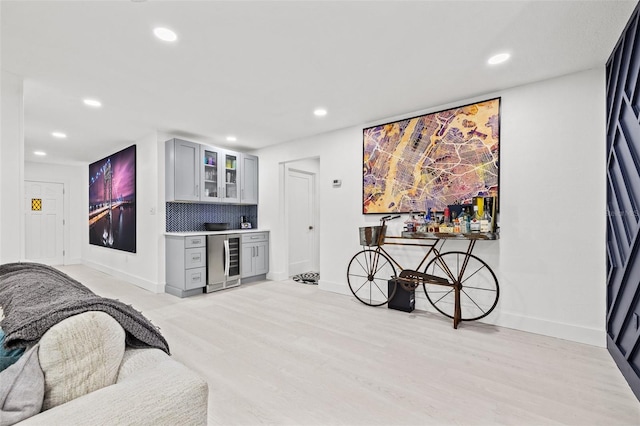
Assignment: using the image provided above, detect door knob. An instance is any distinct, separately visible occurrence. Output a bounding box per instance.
[309,226,314,230]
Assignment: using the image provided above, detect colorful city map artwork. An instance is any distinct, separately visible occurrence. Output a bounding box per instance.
[363,98,500,214]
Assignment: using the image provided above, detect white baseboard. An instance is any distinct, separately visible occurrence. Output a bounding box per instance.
[486,311,606,348]
[81,260,164,294]
[267,270,289,281]
[318,279,349,295]
[318,279,606,348]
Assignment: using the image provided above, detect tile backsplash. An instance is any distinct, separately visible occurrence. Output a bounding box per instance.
[166,202,258,232]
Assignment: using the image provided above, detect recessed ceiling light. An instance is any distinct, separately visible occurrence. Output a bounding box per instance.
[153,27,178,42]
[226,136,237,142]
[83,98,102,107]
[314,108,328,117]
[488,53,510,65]
[51,131,67,139]
[34,151,46,156]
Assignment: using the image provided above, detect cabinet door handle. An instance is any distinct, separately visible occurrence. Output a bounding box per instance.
[195,184,199,196]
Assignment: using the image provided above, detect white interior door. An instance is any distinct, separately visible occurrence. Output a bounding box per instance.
[287,169,316,276]
[24,181,64,265]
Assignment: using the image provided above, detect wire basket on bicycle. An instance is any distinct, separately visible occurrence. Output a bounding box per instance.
[359,225,386,246]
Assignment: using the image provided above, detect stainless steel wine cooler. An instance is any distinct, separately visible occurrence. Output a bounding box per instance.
[206,234,241,292]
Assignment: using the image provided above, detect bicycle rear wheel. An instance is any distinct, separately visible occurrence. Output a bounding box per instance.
[347,249,397,306]
[423,251,499,321]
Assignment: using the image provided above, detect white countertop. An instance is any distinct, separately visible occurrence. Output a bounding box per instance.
[165,229,269,237]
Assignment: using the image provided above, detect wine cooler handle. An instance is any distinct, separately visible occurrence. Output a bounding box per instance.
[224,239,230,276]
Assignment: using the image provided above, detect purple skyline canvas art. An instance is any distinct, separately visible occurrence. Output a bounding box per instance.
[88,144,136,253]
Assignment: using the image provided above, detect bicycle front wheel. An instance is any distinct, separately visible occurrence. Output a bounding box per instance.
[423,251,499,321]
[347,249,397,306]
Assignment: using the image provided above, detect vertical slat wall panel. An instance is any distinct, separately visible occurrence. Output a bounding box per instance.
[607,2,640,402]
[608,36,627,151]
[625,17,640,107]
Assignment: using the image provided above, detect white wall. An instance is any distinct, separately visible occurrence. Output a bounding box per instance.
[0,70,24,263]
[82,131,165,293]
[496,70,606,346]
[24,161,84,264]
[257,68,607,347]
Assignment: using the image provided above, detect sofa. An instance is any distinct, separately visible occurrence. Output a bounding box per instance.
[1,310,208,425]
[0,263,208,425]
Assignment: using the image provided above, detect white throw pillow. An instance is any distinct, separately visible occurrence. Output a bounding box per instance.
[38,311,125,410]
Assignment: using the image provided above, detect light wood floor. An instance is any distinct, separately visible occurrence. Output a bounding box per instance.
[58,265,640,426]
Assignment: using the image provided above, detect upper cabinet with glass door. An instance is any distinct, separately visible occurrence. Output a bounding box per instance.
[222,151,240,203]
[201,146,221,201]
[200,146,240,203]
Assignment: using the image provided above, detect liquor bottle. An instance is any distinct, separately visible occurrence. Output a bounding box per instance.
[458,212,466,233]
[480,207,491,232]
[453,217,461,233]
[470,205,481,232]
[413,213,421,232]
[474,196,484,217]
[484,196,495,233]
[444,206,450,224]
[404,213,415,233]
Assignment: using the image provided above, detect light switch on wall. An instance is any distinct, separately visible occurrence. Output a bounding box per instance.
[150,207,156,215]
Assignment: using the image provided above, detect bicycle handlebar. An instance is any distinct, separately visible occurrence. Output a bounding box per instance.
[380,215,401,224]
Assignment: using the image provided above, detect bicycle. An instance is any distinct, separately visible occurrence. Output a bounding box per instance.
[346,215,499,328]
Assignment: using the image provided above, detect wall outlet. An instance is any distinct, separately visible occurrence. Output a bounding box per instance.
[332,179,342,188]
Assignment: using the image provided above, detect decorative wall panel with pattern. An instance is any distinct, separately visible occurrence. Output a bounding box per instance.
[166,203,258,232]
[606,1,640,401]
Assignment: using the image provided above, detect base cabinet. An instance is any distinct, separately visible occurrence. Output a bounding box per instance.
[241,232,269,279]
[166,235,207,298]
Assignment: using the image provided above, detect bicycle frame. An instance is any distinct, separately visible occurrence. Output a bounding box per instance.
[381,231,482,284]
[377,237,442,272]
[369,215,444,276]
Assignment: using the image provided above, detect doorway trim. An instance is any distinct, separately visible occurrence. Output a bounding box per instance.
[24,180,65,265]
[281,157,320,279]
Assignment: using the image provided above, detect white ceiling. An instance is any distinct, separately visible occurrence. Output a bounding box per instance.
[2,0,637,164]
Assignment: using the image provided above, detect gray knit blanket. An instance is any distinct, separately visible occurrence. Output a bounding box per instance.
[0,262,170,354]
